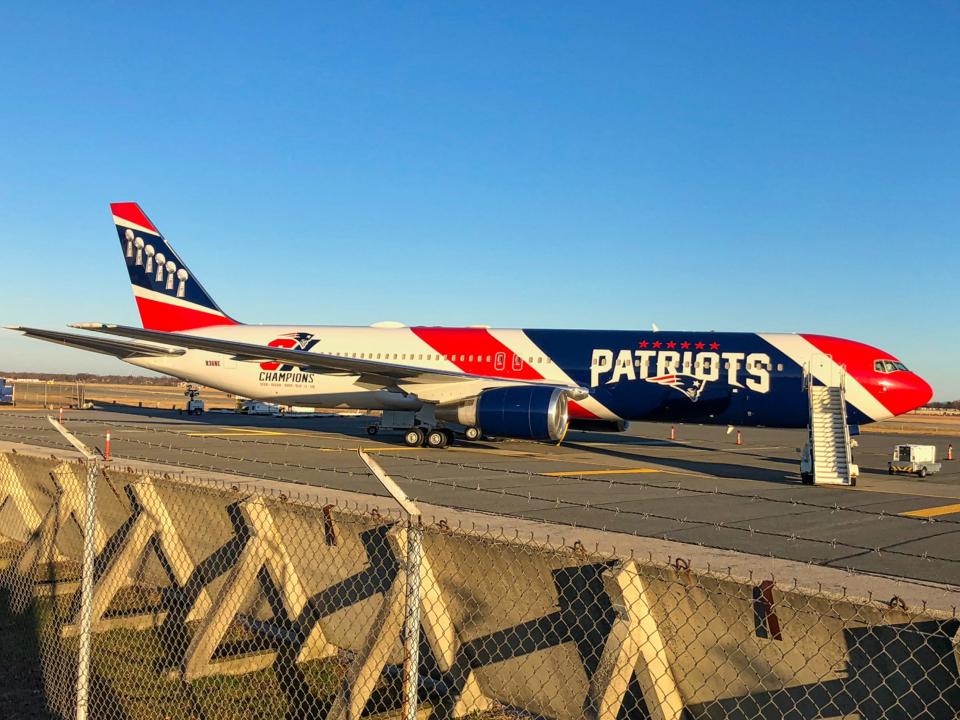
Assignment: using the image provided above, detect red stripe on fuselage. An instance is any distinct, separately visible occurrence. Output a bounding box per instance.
[800,333,930,417]
[411,327,543,380]
[135,296,239,332]
[111,202,158,233]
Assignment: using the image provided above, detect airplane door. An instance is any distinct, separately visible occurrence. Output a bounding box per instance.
[809,353,838,387]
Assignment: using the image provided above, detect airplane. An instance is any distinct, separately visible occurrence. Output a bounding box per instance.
[10,202,932,449]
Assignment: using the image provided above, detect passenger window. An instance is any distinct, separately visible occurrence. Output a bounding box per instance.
[468,355,474,362]
[777,363,784,372]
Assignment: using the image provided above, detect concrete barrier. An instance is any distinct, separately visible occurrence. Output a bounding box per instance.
[0,448,957,719]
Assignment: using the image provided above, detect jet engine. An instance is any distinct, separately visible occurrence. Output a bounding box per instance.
[438,386,570,441]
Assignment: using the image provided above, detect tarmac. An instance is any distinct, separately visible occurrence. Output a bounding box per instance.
[1,406,959,589]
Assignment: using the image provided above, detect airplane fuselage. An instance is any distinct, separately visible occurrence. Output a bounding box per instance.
[126,324,921,428]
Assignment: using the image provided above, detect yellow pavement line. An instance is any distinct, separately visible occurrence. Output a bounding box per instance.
[544,468,660,477]
[187,430,289,437]
[901,502,960,519]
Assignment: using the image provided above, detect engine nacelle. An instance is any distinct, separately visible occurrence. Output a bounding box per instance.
[438,386,570,441]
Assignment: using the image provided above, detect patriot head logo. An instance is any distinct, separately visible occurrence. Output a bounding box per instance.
[646,373,710,402]
[260,332,319,371]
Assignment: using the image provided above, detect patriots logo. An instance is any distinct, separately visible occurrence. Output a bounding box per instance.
[260,332,320,371]
[646,373,710,402]
[285,332,317,351]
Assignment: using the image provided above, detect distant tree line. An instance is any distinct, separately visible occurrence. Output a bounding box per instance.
[927,400,960,410]
[0,371,178,386]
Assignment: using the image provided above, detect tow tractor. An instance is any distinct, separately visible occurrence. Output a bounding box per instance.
[888,444,941,478]
[184,385,205,416]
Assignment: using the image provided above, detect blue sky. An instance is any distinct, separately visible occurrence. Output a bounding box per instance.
[0,3,958,398]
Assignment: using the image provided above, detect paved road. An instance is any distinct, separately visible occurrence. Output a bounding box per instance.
[1,407,958,587]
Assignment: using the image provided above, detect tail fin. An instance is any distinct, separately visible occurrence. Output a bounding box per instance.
[110,202,239,331]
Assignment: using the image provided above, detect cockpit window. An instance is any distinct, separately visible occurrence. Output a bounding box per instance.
[874,359,909,373]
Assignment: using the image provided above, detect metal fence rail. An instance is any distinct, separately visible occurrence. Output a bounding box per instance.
[1,382,85,409]
[0,441,958,719]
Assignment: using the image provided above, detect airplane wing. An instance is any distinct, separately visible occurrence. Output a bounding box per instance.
[72,323,589,396]
[8,326,186,360]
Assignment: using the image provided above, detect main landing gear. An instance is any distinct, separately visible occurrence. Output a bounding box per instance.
[367,411,479,449]
[399,427,456,448]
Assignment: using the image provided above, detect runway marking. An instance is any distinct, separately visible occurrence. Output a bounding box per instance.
[187,428,291,437]
[543,468,661,477]
[900,502,960,519]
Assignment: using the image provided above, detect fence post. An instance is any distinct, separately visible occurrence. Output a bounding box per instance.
[358,449,422,720]
[48,417,99,720]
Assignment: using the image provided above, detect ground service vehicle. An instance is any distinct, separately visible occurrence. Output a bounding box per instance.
[888,444,941,478]
[184,386,204,415]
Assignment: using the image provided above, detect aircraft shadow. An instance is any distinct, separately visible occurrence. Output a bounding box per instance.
[562,440,801,485]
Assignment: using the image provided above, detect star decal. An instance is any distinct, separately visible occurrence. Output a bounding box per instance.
[666,341,676,349]
[639,340,649,349]
[652,341,662,349]
[680,341,690,349]
[709,341,720,350]
[694,341,705,350]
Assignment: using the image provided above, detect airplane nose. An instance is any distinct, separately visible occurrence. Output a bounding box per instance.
[909,373,934,409]
[877,372,933,417]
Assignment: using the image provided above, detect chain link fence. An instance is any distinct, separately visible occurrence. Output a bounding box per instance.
[0,436,959,719]
[1,382,85,409]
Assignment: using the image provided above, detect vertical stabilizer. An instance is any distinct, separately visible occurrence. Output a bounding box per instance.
[110,202,239,331]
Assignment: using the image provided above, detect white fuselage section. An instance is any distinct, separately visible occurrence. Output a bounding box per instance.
[125,324,613,416]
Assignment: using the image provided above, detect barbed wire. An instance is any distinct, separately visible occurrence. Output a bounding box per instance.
[2,422,960,582]
[2,412,958,531]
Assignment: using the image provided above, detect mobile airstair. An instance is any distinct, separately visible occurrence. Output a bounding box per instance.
[802,356,856,486]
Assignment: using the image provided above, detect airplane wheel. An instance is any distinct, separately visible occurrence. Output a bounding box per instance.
[404,428,424,447]
[426,429,448,449]
[464,426,482,441]
[367,425,379,436]
[442,429,456,447]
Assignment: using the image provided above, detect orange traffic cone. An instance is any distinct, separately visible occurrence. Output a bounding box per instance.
[736,430,742,446]
[948,444,954,461]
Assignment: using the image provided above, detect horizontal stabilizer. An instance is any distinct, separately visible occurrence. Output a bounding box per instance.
[7,327,185,360]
